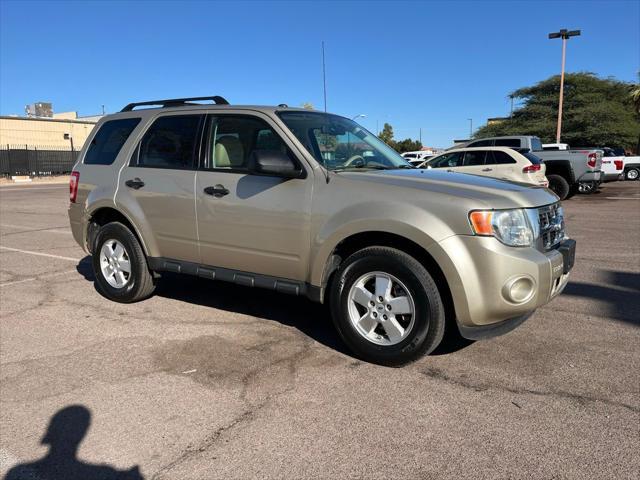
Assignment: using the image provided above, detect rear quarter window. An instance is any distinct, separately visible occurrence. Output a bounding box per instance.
[487,151,517,164]
[84,118,140,165]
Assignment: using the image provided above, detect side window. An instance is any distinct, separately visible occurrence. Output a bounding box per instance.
[207,116,291,170]
[84,118,140,165]
[136,115,202,169]
[487,151,517,164]
[462,151,486,166]
[468,139,493,147]
[494,138,520,147]
[430,152,463,168]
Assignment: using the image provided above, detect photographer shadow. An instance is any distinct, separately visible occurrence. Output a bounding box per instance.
[4,405,143,480]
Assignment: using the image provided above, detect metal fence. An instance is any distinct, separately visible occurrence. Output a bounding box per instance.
[0,144,80,177]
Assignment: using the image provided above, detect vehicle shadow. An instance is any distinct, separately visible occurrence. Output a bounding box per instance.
[562,270,640,327]
[3,405,143,480]
[76,256,351,357]
[76,256,472,357]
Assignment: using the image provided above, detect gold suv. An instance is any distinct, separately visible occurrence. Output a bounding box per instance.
[68,96,576,366]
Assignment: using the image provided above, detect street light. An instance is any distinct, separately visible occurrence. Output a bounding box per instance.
[548,28,581,143]
[467,118,473,138]
[352,114,366,121]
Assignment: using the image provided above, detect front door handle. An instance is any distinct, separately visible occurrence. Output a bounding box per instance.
[125,178,145,189]
[482,168,493,172]
[204,185,229,198]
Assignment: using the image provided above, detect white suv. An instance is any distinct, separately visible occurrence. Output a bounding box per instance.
[418,147,548,187]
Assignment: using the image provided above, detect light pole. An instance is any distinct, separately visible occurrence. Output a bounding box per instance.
[467,118,473,138]
[351,114,366,121]
[549,28,581,143]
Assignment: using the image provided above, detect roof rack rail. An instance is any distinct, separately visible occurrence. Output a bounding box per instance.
[120,96,229,112]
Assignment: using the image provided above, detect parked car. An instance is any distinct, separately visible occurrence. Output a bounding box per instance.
[463,136,603,200]
[68,96,575,366]
[622,157,640,180]
[417,147,548,187]
[580,147,623,182]
[580,147,640,181]
[401,150,434,166]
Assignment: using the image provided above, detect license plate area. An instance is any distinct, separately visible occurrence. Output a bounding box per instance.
[557,239,576,274]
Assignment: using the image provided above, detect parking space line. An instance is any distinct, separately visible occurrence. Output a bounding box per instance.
[0,246,79,262]
[0,269,79,288]
[0,224,71,235]
[0,186,66,191]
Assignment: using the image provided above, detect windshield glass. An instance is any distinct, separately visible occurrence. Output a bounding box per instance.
[278,111,412,171]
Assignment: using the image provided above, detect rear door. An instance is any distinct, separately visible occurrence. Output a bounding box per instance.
[195,113,313,281]
[117,113,203,263]
[484,150,518,181]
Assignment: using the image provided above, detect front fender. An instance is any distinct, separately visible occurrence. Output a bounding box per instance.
[309,201,456,286]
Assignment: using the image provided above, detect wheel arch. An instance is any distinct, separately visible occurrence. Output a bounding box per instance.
[544,159,575,185]
[317,231,456,325]
[86,206,149,256]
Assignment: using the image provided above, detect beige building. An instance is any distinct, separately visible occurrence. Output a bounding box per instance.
[0,114,99,149]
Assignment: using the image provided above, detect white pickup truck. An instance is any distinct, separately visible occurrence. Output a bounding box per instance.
[578,147,640,182]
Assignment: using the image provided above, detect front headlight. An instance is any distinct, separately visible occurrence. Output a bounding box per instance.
[469,209,534,247]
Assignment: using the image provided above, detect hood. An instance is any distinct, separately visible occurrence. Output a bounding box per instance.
[338,168,558,209]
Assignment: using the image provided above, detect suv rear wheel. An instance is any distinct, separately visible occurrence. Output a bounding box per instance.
[330,247,445,366]
[92,222,155,303]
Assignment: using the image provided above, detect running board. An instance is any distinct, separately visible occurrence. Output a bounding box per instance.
[147,257,321,301]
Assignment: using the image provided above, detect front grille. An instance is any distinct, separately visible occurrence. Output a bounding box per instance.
[538,203,565,250]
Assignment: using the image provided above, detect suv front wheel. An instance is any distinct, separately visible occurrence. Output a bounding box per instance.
[92,222,155,303]
[330,247,445,366]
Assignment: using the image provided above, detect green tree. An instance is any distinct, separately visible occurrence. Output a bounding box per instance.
[378,122,395,145]
[474,73,640,150]
[394,138,423,153]
[301,102,314,110]
[377,122,422,152]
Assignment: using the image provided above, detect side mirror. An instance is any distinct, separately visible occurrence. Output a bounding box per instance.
[248,150,304,179]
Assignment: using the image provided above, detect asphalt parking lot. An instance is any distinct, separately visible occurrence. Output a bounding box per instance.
[0,180,638,479]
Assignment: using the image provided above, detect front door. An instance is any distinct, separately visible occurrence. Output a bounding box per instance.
[195,114,313,281]
[117,113,203,263]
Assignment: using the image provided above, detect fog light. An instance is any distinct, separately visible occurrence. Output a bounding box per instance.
[503,276,535,304]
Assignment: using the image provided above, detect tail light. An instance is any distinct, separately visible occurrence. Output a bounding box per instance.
[522,164,541,173]
[614,160,623,171]
[587,153,597,168]
[69,171,80,203]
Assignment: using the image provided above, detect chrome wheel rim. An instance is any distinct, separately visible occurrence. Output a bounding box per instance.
[628,169,639,180]
[99,239,131,288]
[347,271,416,346]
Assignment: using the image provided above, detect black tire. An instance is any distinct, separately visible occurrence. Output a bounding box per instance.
[329,247,445,367]
[625,168,639,181]
[92,222,155,303]
[565,185,578,199]
[547,174,571,200]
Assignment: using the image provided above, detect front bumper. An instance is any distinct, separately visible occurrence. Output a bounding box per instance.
[430,235,574,339]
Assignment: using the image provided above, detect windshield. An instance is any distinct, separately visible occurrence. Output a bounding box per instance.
[278,111,412,171]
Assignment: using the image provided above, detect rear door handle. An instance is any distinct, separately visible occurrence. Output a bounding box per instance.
[204,185,229,198]
[482,168,493,172]
[125,178,145,189]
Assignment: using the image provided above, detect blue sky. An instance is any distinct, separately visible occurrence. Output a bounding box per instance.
[1,0,638,147]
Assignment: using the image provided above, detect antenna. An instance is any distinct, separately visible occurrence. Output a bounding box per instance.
[322,41,327,112]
